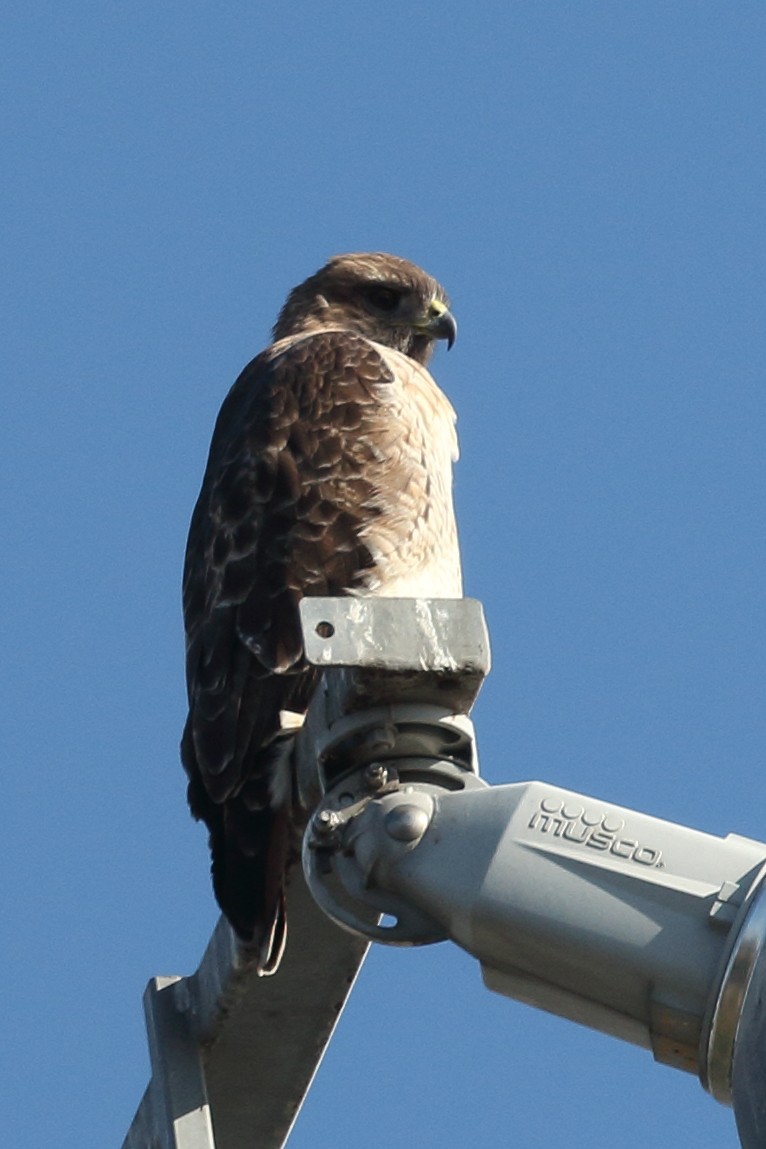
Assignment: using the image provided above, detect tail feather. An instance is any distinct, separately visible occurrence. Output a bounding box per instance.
[181,665,319,975]
[206,800,292,975]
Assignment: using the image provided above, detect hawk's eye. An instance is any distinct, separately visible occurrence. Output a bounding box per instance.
[364,285,401,312]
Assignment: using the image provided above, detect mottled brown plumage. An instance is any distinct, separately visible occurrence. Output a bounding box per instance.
[182,253,462,972]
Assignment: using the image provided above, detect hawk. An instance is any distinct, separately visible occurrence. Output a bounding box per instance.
[181,252,462,973]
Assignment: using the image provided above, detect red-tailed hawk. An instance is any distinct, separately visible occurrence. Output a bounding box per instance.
[181,253,462,973]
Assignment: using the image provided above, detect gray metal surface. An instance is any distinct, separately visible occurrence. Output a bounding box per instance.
[300,596,490,674]
[706,874,766,1104]
[122,595,766,1146]
[200,873,371,1148]
[122,976,215,1149]
[123,596,489,1149]
[305,772,766,1089]
[122,593,766,1146]
[729,883,766,1145]
[122,870,370,1149]
[299,596,490,715]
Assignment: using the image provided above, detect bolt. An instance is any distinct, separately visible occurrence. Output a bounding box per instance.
[364,762,389,791]
[364,725,397,755]
[385,804,430,843]
[314,808,340,836]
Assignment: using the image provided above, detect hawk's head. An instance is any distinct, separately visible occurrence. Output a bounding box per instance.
[273,252,457,365]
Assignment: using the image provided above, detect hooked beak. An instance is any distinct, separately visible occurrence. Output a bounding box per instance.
[417,297,458,350]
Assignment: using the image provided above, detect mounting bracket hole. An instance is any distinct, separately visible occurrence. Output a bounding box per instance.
[315,620,335,638]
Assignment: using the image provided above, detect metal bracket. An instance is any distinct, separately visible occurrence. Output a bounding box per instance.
[302,770,766,1115]
[121,869,372,1149]
[122,595,766,1147]
[294,597,489,808]
[121,597,490,1149]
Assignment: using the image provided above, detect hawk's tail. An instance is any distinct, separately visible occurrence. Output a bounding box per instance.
[182,731,294,976]
[208,798,293,976]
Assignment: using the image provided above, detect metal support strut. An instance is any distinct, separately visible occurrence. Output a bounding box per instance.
[297,598,766,1147]
[122,598,766,1149]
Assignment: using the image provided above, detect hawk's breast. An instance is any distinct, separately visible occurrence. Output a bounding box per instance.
[355,341,462,599]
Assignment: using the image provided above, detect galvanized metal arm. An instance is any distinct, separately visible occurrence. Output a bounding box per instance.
[120,596,487,1149]
[121,597,766,1148]
[298,598,766,1147]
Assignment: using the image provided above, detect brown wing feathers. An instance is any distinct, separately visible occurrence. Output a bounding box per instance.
[181,332,393,961]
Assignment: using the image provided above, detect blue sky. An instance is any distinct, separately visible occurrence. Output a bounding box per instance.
[4,3,765,1146]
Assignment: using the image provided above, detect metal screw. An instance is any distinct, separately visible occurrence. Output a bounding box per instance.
[364,762,389,791]
[313,808,340,835]
[364,725,397,756]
